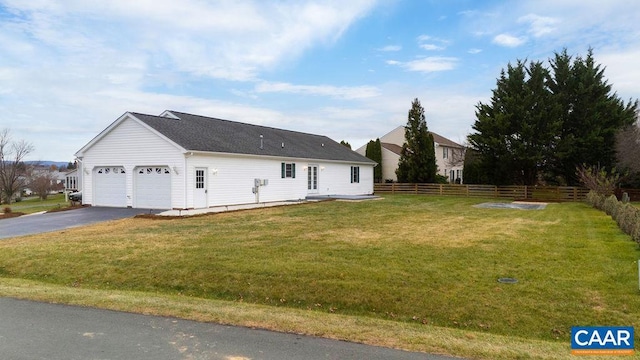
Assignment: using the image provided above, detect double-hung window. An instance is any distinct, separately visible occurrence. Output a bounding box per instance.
[281,163,296,178]
[350,166,360,183]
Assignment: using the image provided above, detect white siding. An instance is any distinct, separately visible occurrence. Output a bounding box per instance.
[435,143,464,183]
[311,162,373,196]
[185,154,305,207]
[380,126,405,144]
[184,153,374,207]
[381,147,400,182]
[80,117,185,208]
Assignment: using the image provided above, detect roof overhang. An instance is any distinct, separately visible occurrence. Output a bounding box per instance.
[183,150,376,166]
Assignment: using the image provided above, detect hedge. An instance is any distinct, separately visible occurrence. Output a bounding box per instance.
[585,191,640,244]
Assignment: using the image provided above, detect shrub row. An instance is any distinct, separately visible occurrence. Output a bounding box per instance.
[585,191,640,244]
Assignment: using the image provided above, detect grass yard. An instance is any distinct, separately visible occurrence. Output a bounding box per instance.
[2,193,72,215]
[0,195,638,359]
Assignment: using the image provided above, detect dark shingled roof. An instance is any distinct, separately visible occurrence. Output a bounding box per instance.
[431,132,463,148]
[131,111,375,164]
[381,142,403,155]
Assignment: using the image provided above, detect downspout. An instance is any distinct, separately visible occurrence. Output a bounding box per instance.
[183,152,191,210]
[75,157,84,201]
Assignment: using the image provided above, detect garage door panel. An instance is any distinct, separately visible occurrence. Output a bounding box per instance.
[135,166,171,209]
[94,167,126,207]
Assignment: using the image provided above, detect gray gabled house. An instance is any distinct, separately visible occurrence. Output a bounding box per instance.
[74,110,375,209]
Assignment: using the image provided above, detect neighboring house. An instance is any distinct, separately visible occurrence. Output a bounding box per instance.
[74,110,375,209]
[356,126,464,183]
[64,169,80,192]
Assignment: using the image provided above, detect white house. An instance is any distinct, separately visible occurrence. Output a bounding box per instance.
[356,126,464,183]
[74,110,375,209]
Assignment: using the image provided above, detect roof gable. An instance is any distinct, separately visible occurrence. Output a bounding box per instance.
[130,111,375,164]
[378,126,463,149]
[75,112,186,157]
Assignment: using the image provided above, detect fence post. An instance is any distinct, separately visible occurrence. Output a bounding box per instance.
[573,187,577,201]
[415,183,418,194]
[439,184,443,195]
[392,183,395,194]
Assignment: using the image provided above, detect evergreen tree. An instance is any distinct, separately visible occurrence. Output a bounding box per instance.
[365,138,383,183]
[468,49,637,185]
[396,98,437,183]
[549,49,638,185]
[339,140,351,149]
[462,149,487,184]
[469,60,560,185]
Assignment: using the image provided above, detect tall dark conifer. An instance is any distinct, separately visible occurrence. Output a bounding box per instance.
[396,98,437,183]
[549,48,638,185]
[468,49,637,185]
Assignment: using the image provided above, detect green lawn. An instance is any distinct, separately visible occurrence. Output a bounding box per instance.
[3,193,72,214]
[0,195,638,359]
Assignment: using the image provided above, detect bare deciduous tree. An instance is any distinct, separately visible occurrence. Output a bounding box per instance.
[0,129,34,204]
[29,169,58,200]
[445,146,466,169]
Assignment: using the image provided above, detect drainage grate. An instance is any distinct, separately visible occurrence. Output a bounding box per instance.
[497,277,518,284]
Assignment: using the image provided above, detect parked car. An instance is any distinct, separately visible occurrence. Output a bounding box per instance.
[69,191,82,202]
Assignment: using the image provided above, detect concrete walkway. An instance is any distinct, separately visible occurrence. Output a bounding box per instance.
[158,200,307,216]
[158,195,380,217]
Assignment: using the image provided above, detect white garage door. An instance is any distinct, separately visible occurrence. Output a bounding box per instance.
[94,166,126,207]
[135,166,171,209]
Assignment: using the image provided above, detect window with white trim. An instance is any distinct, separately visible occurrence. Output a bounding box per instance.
[350,166,360,183]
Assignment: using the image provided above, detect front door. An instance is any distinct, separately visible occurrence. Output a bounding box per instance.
[194,167,208,208]
[307,165,318,194]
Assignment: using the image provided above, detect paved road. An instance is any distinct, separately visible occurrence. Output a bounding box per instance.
[0,298,459,360]
[0,207,161,239]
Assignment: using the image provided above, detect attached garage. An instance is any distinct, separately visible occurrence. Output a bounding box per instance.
[134,166,171,209]
[93,166,126,207]
[75,110,375,209]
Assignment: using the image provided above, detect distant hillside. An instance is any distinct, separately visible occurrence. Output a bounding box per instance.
[25,161,72,169]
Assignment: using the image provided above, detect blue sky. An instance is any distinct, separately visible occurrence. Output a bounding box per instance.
[1,0,639,162]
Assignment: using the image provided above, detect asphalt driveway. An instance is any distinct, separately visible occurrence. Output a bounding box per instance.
[0,297,459,360]
[0,207,161,239]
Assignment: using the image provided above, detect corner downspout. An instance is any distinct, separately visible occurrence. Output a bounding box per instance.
[183,152,190,210]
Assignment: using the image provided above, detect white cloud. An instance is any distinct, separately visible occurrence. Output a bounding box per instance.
[420,44,445,51]
[254,82,381,100]
[468,48,483,54]
[401,57,458,73]
[518,13,559,37]
[0,0,377,82]
[492,34,527,47]
[597,49,640,102]
[377,45,401,52]
[417,34,449,51]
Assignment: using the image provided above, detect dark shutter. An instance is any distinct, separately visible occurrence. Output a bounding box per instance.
[281,163,285,178]
[292,163,296,178]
